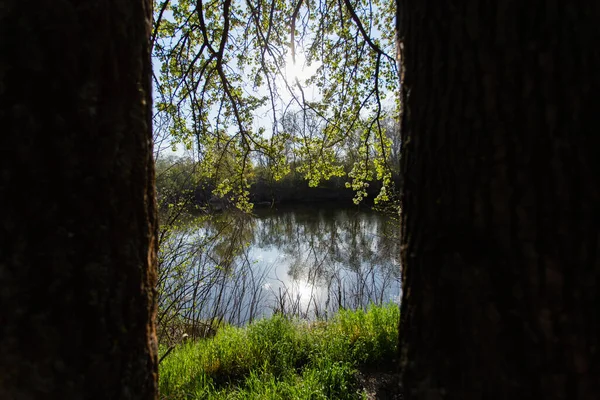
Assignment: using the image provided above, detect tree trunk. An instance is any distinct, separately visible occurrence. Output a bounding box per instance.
[397,1,600,399]
[0,1,158,399]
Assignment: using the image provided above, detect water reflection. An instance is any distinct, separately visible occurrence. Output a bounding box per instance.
[250,206,401,319]
[158,204,400,341]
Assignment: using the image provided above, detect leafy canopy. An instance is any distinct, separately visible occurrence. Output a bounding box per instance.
[152,0,400,209]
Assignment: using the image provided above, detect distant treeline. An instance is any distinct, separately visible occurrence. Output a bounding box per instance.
[155,155,400,213]
[196,174,396,209]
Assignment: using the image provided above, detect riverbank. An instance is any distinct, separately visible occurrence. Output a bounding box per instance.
[159,303,400,399]
[192,174,401,212]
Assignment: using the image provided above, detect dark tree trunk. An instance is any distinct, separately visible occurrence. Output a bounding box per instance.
[397,1,600,399]
[0,1,158,399]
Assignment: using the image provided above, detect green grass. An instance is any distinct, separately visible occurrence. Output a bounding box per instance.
[159,303,399,399]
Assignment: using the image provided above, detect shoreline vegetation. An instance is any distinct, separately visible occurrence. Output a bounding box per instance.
[156,156,403,398]
[156,204,401,349]
[155,155,402,214]
[159,303,400,399]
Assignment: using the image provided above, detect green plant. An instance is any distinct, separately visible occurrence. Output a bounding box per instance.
[159,303,399,399]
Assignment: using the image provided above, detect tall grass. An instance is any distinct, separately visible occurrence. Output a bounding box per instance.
[159,303,399,399]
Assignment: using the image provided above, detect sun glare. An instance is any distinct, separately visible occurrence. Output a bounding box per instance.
[283,51,320,84]
[289,279,321,308]
[285,56,303,81]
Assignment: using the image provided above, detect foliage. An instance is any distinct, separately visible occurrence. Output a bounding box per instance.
[159,303,399,399]
[156,205,269,345]
[155,155,269,345]
[152,0,400,208]
[155,155,202,214]
[154,154,401,349]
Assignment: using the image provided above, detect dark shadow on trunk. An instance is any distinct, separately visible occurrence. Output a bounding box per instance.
[0,0,158,398]
[397,1,600,399]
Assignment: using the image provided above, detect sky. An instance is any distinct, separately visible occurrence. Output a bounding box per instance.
[152,2,398,161]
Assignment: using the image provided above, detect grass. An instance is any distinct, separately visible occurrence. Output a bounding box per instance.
[159,303,400,399]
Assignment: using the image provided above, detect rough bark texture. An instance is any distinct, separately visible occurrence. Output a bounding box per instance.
[397,1,600,399]
[0,0,158,399]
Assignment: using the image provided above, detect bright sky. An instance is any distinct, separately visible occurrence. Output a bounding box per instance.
[251,50,323,137]
[157,49,324,159]
[152,3,397,160]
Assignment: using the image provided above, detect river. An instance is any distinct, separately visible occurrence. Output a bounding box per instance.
[158,204,401,331]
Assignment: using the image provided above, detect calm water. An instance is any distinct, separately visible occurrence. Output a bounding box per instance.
[159,204,401,327]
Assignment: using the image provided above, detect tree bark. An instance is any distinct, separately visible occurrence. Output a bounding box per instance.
[0,0,158,399]
[397,1,600,399]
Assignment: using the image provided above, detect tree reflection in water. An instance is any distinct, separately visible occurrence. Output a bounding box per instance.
[252,205,401,319]
[157,204,400,344]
